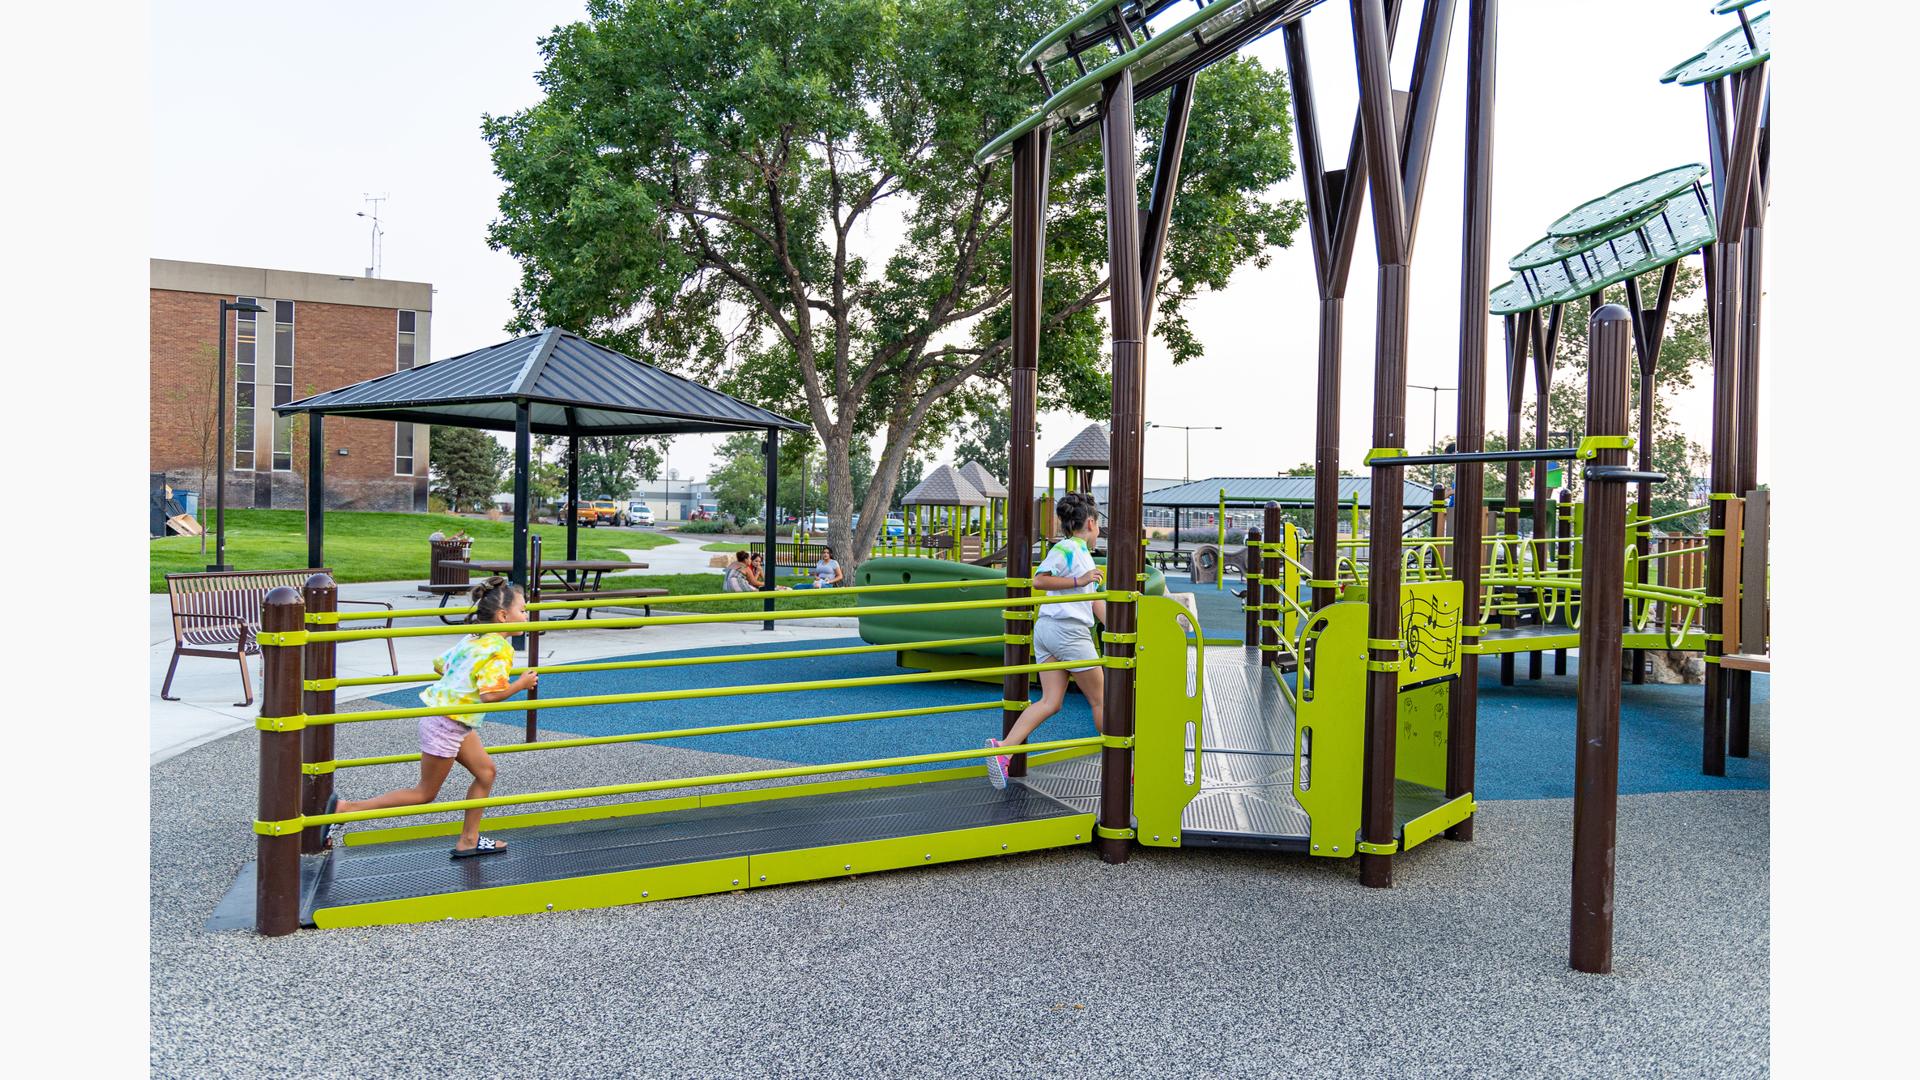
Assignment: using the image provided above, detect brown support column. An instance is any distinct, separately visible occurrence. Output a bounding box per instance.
[256,587,305,937]
[299,573,337,855]
[1623,264,1676,686]
[1004,127,1050,779]
[1350,0,1424,891]
[1262,503,1283,667]
[1529,304,1561,681]
[1244,523,1264,647]
[1570,303,1633,974]
[1499,309,1531,686]
[1555,488,1571,676]
[1096,69,1144,866]
[1446,0,1496,842]
[1730,172,1766,757]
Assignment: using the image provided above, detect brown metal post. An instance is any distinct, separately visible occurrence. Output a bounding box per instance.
[1499,309,1531,686]
[1446,0,1496,842]
[299,574,337,855]
[1262,503,1283,667]
[1244,523,1263,647]
[525,532,542,742]
[1570,303,1633,974]
[1005,127,1050,779]
[256,586,305,936]
[1350,0,1438,891]
[1096,69,1144,866]
[1555,489,1571,676]
[1730,173,1766,757]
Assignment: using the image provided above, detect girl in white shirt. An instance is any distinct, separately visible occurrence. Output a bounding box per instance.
[986,492,1107,789]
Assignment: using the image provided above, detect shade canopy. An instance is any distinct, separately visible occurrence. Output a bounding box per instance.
[902,464,988,507]
[1142,476,1440,510]
[277,327,807,436]
[1046,423,1112,469]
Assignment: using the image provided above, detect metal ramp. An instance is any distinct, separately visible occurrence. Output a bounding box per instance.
[301,776,1091,928]
[1025,645,1455,856]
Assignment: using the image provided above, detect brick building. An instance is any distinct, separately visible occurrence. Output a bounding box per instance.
[151,259,433,512]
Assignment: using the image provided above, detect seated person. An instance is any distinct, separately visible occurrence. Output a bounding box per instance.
[723,550,755,592]
[793,546,842,589]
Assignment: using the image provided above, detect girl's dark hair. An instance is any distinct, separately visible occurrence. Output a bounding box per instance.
[734,550,751,562]
[468,576,523,625]
[1056,492,1099,535]
[820,546,834,558]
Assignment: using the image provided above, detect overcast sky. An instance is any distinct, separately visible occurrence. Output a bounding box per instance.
[152,0,1764,487]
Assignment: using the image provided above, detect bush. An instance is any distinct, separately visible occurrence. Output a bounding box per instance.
[1174,527,1247,545]
[674,519,730,534]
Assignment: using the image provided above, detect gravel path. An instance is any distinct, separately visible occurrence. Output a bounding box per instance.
[152,704,1768,1077]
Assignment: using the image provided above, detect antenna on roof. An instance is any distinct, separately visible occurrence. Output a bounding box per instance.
[356,193,388,277]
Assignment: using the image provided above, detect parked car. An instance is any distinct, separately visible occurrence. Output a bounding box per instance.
[627,501,655,527]
[560,500,600,527]
[590,498,626,526]
[883,515,906,538]
[793,512,831,537]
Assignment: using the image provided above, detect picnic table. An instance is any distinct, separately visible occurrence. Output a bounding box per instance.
[432,558,665,621]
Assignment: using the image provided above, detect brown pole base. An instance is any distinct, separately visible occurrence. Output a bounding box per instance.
[1570,947,1612,975]
[1359,853,1392,887]
[1555,649,1568,676]
[1728,673,1751,757]
[1445,818,1474,842]
[1500,654,1515,685]
[1528,651,1542,680]
[1097,837,1132,864]
[1629,648,1644,684]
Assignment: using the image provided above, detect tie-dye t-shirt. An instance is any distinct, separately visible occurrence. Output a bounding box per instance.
[419,632,516,728]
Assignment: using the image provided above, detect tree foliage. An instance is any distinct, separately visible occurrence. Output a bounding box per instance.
[429,426,508,512]
[950,393,1016,484]
[484,0,1302,569]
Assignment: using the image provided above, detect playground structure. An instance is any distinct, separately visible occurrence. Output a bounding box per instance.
[246,1,1771,978]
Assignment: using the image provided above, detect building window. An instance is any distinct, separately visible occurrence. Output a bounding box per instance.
[233,297,257,471]
[271,300,295,471]
[395,424,414,476]
[397,309,416,370]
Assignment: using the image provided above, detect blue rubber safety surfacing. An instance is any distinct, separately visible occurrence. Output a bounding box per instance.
[372,638,1767,800]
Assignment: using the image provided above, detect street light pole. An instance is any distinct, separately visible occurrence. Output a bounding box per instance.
[1146,422,1223,483]
[211,297,266,572]
[1408,384,1456,487]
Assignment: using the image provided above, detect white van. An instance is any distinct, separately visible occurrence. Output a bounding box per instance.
[627,501,655,527]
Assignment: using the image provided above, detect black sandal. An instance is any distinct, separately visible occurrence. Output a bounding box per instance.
[451,835,507,859]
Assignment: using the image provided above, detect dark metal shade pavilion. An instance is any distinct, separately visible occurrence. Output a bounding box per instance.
[276,327,807,592]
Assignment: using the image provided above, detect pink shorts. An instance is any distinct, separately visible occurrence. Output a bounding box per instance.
[419,715,473,758]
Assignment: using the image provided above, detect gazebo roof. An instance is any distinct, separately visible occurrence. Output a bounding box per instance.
[956,461,1010,499]
[902,464,988,507]
[1046,423,1111,469]
[276,327,807,436]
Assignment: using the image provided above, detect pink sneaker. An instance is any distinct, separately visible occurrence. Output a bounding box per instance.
[985,738,1010,789]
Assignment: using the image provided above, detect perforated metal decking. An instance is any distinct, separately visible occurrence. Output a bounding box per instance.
[304,778,1089,926]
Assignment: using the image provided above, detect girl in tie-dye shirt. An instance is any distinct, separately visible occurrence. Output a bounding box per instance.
[331,577,537,858]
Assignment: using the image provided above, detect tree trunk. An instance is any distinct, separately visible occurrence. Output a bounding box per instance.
[822,430,862,578]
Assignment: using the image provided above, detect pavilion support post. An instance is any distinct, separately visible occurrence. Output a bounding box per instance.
[1245,522,1264,651]
[1005,127,1049,779]
[1570,304,1634,974]
[1096,68,1144,867]
[305,414,324,570]
[566,434,580,575]
[1445,0,1496,843]
[763,429,779,631]
[1140,75,1195,333]
[1261,504,1283,668]
[511,401,531,589]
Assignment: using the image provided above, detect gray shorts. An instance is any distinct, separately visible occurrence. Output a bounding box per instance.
[1034,617,1099,672]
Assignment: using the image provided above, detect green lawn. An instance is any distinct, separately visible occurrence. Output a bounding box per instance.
[600,572,858,613]
[699,541,749,552]
[150,509,673,592]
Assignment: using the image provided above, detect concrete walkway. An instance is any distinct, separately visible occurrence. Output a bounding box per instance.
[149,576,851,765]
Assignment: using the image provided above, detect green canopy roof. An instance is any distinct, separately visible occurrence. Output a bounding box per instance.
[1490,183,1715,315]
[1661,8,1770,87]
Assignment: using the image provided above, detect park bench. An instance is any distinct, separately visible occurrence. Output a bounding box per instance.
[162,568,397,706]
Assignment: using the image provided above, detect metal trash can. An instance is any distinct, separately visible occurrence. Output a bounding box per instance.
[430,537,473,591]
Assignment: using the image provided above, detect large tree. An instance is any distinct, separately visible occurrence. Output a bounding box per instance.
[485,0,1303,569]
[430,425,508,512]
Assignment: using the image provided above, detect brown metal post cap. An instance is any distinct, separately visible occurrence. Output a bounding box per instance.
[1588,303,1631,325]
[264,586,302,606]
